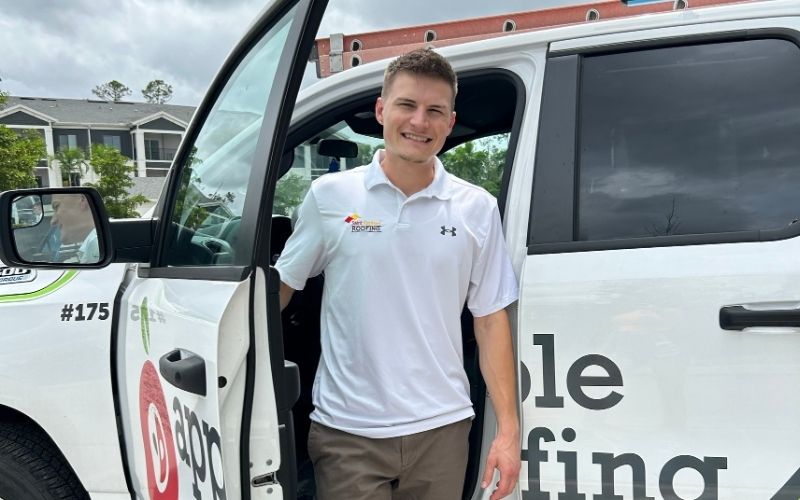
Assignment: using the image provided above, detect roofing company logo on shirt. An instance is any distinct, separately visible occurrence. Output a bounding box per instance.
[345,213,382,232]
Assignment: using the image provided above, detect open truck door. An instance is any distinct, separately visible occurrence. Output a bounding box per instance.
[0,1,327,498]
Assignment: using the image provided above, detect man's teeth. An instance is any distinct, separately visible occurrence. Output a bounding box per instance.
[403,133,430,143]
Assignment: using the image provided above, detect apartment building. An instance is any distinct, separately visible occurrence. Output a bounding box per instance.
[0,96,195,187]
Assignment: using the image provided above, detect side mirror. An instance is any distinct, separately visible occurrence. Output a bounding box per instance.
[0,188,113,268]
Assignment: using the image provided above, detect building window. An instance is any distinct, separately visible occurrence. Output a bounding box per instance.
[58,134,78,151]
[576,38,800,242]
[145,139,161,160]
[102,135,122,151]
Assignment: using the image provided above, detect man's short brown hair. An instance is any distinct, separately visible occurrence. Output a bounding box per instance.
[382,48,458,108]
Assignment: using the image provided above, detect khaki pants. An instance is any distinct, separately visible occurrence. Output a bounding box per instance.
[308,419,472,500]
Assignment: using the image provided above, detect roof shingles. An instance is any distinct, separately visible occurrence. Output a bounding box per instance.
[1,96,196,127]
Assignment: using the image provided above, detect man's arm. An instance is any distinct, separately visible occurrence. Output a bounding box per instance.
[279,281,295,311]
[474,308,520,500]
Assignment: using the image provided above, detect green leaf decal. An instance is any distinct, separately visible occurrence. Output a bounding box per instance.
[140,297,150,354]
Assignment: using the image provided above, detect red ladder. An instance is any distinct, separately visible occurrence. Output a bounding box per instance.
[312,0,753,77]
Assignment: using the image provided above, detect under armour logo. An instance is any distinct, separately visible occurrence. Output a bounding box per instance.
[440,226,457,236]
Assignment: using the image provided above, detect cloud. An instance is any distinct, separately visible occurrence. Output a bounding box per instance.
[0,0,576,104]
[0,0,264,104]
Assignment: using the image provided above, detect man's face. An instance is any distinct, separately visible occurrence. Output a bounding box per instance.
[51,194,92,244]
[375,73,456,167]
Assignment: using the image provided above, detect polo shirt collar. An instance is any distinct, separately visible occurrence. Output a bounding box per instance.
[364,149,454,200]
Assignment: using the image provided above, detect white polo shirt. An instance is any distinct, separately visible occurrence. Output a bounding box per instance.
[276,150,518,439]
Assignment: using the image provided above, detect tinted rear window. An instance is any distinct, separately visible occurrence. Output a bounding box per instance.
[577,38,800,241]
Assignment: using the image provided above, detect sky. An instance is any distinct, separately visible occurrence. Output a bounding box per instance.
[0,0,577,106]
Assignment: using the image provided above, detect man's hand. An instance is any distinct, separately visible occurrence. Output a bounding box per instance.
[481,429,521,499]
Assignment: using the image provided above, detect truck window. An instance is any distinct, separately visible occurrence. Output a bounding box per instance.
[440,133,509,198]
[274,121,383,217]
[163,8,297,266]
[577,38,800,242]
[274,130,509,218]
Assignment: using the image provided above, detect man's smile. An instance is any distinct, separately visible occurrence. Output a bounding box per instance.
[401,132,432,143]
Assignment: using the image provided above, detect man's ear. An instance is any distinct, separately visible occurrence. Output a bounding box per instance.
[449,111,456,132]
[375,97,384,126]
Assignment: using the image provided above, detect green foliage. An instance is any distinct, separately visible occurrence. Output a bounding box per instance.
[171,147,211,229]
[170,148,237,235]
[92,80,132,102]
[0,127,44,191]
[53,147,88,186]
[142,79,173,104]
[273,173,311,216]
[86,144,148,218]
[0,88,41,190]
[440,134,508,197]
[356,142,383,166]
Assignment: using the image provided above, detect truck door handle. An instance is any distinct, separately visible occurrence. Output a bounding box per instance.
[719,305,800,331]
[159,349,207,396]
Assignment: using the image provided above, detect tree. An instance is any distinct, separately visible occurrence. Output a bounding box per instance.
[356,142,384,167]
[92,80,132,102]
[648,196,682,236]
[53,147,89,186]
[440,134,508,197]
[0,127,44,191]
[86,144,148,218]
[273,173,310,216]
[142,79,173,104]
[0,88,44,190]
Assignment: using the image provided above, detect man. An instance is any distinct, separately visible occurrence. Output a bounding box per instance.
[51,193,99,263]
[277,48,520,500]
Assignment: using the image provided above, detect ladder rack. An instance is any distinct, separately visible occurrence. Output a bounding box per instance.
[311,0,752,77]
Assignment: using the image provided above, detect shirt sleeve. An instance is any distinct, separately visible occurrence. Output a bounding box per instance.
[78,230,99,264]
[466,204,519,318]
[274,188,328,291]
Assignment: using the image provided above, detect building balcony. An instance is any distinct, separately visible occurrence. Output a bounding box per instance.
[145,147,177,162]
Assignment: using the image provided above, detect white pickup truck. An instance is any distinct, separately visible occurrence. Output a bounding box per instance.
[1,0,799,499]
